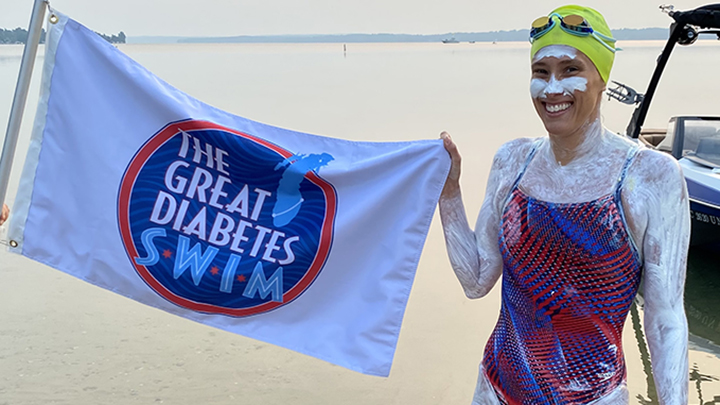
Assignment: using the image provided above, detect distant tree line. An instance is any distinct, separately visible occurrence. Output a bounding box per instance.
[96,31,126,44]
[0,28,46,44]
[0,27,126,44]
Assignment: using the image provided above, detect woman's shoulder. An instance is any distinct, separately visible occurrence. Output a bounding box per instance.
[496,137,538,156]
[626,145,685,199]
[632,147,684,182]
[603,131,683,182]
[491,137,540,172]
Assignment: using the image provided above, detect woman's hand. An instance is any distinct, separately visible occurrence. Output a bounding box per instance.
[0,204,8,226]
[440,131,461,196]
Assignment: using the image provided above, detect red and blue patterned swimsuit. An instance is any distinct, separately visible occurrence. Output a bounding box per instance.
[482,144,643,404]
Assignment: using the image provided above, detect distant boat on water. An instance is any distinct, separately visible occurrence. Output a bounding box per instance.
[442,37,459,44]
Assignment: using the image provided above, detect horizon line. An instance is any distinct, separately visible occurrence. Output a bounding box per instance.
[129,27,670,39]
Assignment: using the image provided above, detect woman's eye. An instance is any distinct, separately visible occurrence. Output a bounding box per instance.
[533,68,549,75]
[566,66,579,73]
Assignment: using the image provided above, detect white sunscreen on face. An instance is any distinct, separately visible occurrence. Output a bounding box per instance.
[533,45,577,61]
[530,75,587,98]
[531,45,587,98]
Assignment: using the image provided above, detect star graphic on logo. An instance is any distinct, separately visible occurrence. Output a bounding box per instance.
[210,266,220,276]
[162,249,172,259]
[236,274,247,283]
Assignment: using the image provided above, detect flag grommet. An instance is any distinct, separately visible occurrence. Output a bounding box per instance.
[8,240,18,248]
[49,14,59,24]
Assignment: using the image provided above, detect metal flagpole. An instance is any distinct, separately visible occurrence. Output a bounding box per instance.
[0,0,48,211]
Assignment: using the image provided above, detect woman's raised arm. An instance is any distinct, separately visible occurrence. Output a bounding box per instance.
[438,133,527,299]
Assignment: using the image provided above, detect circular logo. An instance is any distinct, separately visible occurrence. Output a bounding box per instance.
[118,120,336,316]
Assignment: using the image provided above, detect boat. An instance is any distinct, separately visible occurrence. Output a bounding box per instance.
[607,4,720,248]
[442,37,459,44]
[635,118,720,246]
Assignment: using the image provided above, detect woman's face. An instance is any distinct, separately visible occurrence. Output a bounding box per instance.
[530,47,605,139]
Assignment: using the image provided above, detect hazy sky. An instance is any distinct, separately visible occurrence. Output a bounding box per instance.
[0,0,710,37]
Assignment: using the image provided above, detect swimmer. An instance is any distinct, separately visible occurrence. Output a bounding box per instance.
[439,5,689,404]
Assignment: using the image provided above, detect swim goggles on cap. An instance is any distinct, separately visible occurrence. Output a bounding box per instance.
[530,13,617,53]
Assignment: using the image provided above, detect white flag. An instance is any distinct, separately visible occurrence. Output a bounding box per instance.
[8,11,449,377]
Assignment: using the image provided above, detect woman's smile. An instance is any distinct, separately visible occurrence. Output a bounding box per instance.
[530,49,605,139]
[543,101,573,114]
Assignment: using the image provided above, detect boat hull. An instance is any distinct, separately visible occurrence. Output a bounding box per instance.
[680,159,720,248]
[689,199,720,247]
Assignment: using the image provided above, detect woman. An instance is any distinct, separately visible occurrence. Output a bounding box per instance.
[439,5,689,405]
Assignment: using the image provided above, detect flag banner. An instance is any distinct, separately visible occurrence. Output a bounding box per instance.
[7,11,449,376]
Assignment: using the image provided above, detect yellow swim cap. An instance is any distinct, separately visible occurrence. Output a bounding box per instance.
[530,5,615,83]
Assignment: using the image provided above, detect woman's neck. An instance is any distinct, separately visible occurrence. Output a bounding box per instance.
[547,118,604,166]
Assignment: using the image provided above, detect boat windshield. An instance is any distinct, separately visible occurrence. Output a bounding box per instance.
[682,120,720,168]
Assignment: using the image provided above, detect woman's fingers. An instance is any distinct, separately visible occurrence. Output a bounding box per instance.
[0,204,8,226]
[440,132,461,195]
[440,131,461,178]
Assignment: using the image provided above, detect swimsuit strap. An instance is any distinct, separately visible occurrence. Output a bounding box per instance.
[614,145,642,197]
[500,139,542,213]
[511,139,543,191]
[614,145,643,261]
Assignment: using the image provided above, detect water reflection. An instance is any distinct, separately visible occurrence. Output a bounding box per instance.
[633,247,720,404]
[631,300,658,405]
[686,247,720,353]
[690,364,720,405]
[687,247,720,405]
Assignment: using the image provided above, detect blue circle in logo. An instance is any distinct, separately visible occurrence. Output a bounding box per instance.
[119,120,336,316]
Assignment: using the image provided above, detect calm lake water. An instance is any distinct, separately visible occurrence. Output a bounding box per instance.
[0,40,719,404]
